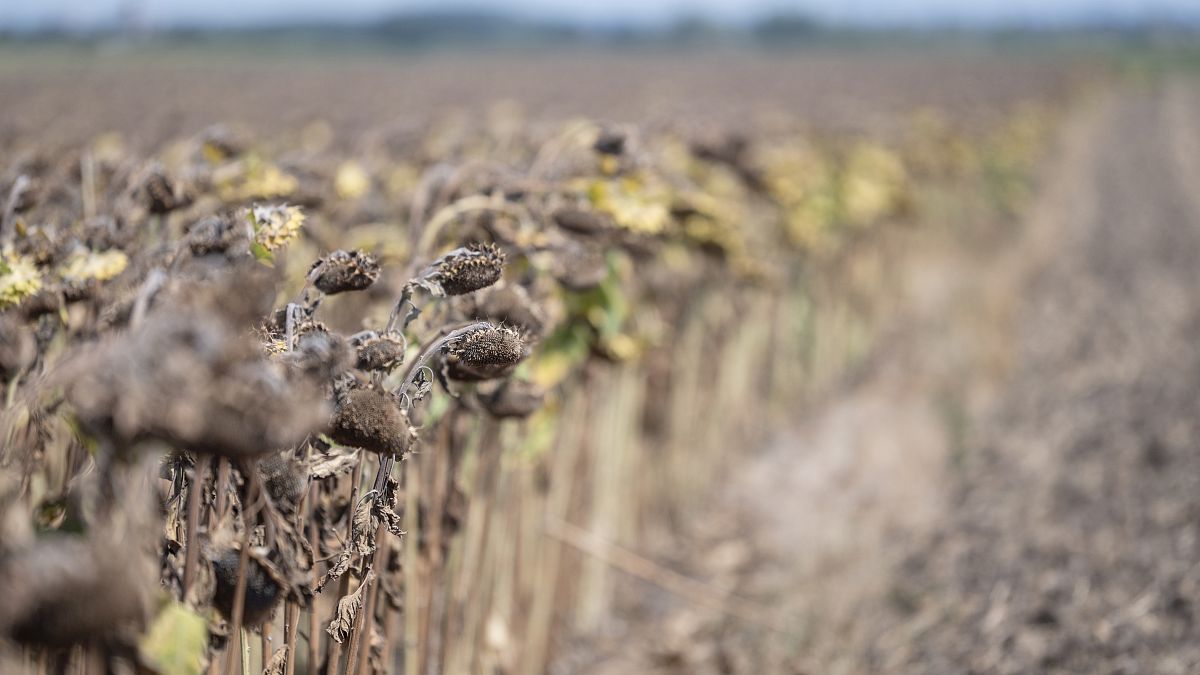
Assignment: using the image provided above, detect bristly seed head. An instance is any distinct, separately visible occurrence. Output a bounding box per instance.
[445,324,526,381]
[356,335,405,372]
[453,324,524,368]
[310,249,380,295]
[330,384,416,455]
[423,242,505,297]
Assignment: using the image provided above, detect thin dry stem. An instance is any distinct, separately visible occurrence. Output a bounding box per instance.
[183,459,207,597]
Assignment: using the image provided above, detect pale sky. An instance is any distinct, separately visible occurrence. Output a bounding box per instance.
[2,0,1195,30]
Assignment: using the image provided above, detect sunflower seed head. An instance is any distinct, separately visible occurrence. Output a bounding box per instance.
[424,242,505,297]
[356,335,406,372]
[450,324,526,373]
[330,385,417,456]
[211,547,284,627]
[310,249,380,295]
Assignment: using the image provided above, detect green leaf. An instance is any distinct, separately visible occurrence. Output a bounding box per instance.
[250,240,275,264]
[139,601,208,675]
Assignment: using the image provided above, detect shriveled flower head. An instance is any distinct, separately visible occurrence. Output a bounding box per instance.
[210,546,284,627]
[446,324,526,381]
[259,452,308,510]
[419,242,505,297]
[187,214,249,257]
[58,249,128,286]
[281,330,353,382]
[0,535,156,647]
[248,204,305,252]
[65,270,329,459]
[310,249,380,295]
[139,166,189,214]
[330,384,417,456]
[356,334,406,373]
[593,129,627,156]
[0,249,42,310]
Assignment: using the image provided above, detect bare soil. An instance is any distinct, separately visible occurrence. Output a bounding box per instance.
[567,78,1200,675]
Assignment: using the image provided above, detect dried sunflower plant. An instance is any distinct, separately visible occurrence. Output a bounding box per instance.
[0,89,1044,675]
[0,140,536,673]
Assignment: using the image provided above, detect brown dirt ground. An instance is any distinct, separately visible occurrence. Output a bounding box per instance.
[563,77,1200,675]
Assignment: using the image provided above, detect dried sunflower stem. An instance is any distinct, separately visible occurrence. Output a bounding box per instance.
[306,485,321,675]
[402,459,421,675]
[241,629,251,675]
[415,195,522,259]
[182,459,208,597]
[325,453,365,673]
[260,624,271,673]
[343,571,375,675]
[215,457,232,520]
[382,285,415,335]
[284,603,299,675]
[223,469,264,675]
[364,322,489,517]
[351,529,386,675]
[392,322,490,403]
[385,195,518,334]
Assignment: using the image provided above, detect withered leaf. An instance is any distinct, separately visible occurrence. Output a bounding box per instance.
[351,498,375,558]
[262,647,287,675]
[325,572,374,643]
[310,446,361,479]
[314,547,353,594]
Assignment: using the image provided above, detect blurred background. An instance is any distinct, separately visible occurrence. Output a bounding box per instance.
[3,2,1200,674]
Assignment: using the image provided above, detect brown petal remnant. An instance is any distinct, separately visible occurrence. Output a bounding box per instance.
[420,242,505,297]
[479,379,545,419]
[0,535,156,647]
[211,546,284,627]
[356,334,406,373]
[330,383,417,456]
[310,249,380,295]
[445,324,526,382]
